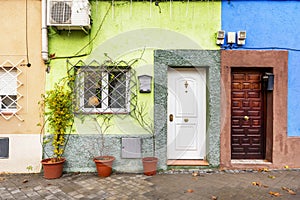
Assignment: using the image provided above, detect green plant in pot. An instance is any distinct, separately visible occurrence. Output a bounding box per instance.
[91,115,115,177]
[133,103,158,176]
[39,77,74,179]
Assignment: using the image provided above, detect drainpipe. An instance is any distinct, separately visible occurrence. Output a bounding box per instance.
[41,0,48,62]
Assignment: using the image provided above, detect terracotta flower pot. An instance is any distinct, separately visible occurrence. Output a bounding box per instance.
[142,157,158,176]
[93,156,115,177]
[41,157,66,179]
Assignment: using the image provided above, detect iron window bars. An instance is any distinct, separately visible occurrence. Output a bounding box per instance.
[72,60,137,114]
[0,60,24,121]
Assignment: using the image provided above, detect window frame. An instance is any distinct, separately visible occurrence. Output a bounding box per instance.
[75,66,132,114]
[0,67,18,114]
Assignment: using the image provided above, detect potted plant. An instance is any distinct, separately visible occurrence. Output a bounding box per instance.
[91,115,115,177]
[133,103,158,176]
[38,77,74,179]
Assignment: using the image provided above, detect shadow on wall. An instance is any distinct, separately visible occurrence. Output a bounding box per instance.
[85,28,203,63]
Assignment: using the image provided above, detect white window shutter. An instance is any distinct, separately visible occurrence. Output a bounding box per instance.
[0,69,17,95]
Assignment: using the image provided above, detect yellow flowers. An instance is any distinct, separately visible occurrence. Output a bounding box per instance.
[39,78,74,159]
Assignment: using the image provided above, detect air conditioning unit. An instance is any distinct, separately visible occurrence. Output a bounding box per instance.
[47,0,91,31]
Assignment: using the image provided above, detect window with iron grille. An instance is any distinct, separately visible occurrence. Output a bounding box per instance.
[0,67,18,113]
[75,65,132,114]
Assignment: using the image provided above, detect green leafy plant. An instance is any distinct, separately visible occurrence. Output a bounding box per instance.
[132,102,155,157]
[38,77,75,162]
[90,114,113,158]
[26,165,33,172]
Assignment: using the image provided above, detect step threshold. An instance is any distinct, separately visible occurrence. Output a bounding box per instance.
[167,160,209,166]
[231,159,272,165]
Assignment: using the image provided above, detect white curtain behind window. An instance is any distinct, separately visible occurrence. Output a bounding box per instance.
[0,68,17,96]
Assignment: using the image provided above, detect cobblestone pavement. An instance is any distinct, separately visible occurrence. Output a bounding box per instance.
[0,169,299,200]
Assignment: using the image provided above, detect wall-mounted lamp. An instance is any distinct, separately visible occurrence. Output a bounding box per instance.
[138,75,152,93]
[237,31,247,45]
[263,72,274,91]
[216,30,225,45]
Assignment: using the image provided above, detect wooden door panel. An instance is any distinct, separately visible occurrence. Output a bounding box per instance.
[248,91,260,98]
[231,69,265,159]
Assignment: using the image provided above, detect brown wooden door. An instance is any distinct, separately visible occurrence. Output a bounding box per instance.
[231,69,265,159]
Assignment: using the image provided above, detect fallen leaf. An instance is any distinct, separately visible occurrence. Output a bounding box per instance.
[282,187,296,195]
[211,195,218,200]
[282,186,288,191]
[186,189,194,193]
[288,190,296,195]
[269,191,281,197]
[252,181,268,188]
[268,175,276,179]
[22,179,28,183]
[252,181,262,186]
[284,165,289,169]
[192,172,199,177]
[258,168,269,172]
[0,177,5,181]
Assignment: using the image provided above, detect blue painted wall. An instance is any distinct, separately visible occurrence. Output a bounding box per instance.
[222,0,300,137]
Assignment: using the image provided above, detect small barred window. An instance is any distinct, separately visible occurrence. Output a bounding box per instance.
[0,68,18,113]
[0,59,24,121]
[75,65,132,114]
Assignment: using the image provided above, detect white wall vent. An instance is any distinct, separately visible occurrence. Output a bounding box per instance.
[47,0,91,31]
[0,137,9,158]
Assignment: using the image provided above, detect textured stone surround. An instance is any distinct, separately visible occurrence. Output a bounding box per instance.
[154,50,221,169]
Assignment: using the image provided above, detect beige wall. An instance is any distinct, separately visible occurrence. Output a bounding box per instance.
[0,0,45,134]
[0,0,44,173]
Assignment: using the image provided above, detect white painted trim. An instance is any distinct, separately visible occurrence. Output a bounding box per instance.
[0,134,42,173]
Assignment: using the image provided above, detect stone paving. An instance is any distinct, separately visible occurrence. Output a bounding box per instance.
[0,169,299,200]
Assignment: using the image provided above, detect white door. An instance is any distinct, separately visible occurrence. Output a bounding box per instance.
[167,68,206,159]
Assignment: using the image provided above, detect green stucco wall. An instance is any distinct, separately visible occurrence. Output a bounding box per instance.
[46,1,221,172]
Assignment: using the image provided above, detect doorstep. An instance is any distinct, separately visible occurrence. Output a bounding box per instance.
[231,159,272,165]
[167,160,209,166]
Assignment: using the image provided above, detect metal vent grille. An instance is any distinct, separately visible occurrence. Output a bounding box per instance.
[0,137,9,158]
[121,138,141,158]
[50,1,72,24]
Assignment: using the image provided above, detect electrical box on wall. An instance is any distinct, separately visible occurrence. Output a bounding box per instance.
[121,138,141,158]
[0,137,9,158]
[227,32,236,44]
[138,75,152,93]
[216,30,225,45]
[237,31,247,45]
